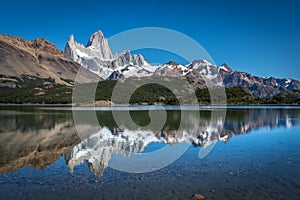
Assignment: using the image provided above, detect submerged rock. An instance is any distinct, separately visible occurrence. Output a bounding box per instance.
[192,193,205,199]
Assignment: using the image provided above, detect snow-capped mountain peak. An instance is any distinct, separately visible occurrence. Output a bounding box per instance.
[86,30,112,59]
[64,30,159,80]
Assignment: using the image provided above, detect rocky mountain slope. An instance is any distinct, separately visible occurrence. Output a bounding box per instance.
[65,30,300,99]
[0,34,98,88]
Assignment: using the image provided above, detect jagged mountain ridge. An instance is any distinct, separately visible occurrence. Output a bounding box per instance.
[64,30,157,80]
[64,30,300,98]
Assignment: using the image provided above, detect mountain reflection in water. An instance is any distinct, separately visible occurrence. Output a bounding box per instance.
[1,107,300,175]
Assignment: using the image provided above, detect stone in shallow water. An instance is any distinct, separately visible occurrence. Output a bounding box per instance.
[192,193,205,199]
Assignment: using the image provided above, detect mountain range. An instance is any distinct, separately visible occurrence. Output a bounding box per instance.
[0,29,300,102]
[64,30,300,99]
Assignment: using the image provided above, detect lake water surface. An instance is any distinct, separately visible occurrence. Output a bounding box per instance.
[1,106,300,200]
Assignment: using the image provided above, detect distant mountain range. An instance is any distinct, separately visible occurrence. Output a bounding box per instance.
[0,30,300,102]
[64,30,300,99]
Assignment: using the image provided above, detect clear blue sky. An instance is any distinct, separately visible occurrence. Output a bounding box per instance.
[1,0,300,80]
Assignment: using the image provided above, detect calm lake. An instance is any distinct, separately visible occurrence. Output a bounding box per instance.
[1,106,300,200]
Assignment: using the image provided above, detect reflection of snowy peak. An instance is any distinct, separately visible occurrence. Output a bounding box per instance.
[65,108,300,177]
[65,128,159,176]
[65,122,226,176]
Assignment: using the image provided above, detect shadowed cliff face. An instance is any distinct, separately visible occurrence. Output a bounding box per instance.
[1,107,300,175]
